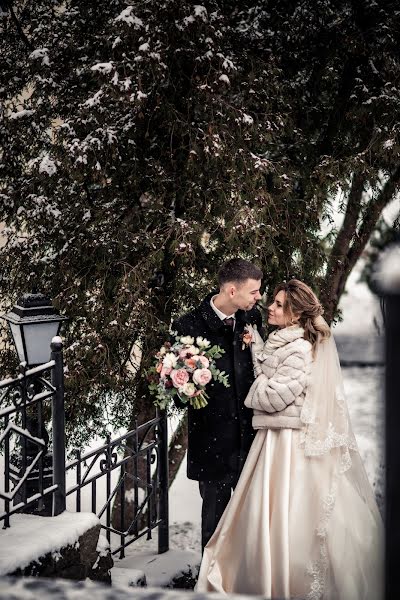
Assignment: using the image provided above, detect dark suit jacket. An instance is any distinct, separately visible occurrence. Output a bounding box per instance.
[172,292,263,481]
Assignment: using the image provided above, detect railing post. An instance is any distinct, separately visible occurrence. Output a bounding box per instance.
[157,409,169,554]
[51,338,66,516]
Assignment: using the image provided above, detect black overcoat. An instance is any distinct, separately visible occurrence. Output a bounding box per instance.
[172,292,263,481]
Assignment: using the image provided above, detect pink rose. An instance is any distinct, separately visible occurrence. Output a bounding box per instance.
[160,366,172,379]
[170,368,189,388]
[185,358,197,369]
[196,355,210,369]
[192,368,212,386]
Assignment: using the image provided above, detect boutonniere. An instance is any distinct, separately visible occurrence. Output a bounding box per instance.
[240,325,253,350]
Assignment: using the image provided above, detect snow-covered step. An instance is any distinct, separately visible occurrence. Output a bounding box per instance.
[112,548,201,589]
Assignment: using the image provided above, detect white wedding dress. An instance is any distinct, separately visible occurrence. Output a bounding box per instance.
[196,331,384,599]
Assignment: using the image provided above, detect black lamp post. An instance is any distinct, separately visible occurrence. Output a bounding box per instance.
[372,242,400,600]
[2,292,67,367]
[1,292,67,515]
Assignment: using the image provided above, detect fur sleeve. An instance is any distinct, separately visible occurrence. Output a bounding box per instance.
[245,350,307,413]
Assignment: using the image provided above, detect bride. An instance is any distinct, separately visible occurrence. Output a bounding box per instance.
[196,279,383,599]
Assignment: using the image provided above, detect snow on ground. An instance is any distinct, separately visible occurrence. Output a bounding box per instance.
[332,260,385,496]
[0,577,255,600]
[113,548,200,588]
[342,366,384,498]
[0,511,99,576]
[332,256,384,364]
[333,263,382,338]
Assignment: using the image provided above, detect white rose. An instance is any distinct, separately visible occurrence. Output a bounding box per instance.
[192,368,212,386]
[159,346,167,356]
[180,382,196,397]
[196,336,210,348]
[186,344,199,355]
[163,352,177,369]
[180,335,195,345]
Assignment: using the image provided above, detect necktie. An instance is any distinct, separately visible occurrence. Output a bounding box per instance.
[224,317,235,329]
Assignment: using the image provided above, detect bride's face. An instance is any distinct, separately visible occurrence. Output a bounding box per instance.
[268,290,289,328]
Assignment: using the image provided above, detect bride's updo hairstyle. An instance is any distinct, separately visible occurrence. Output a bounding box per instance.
[273,279,331,350]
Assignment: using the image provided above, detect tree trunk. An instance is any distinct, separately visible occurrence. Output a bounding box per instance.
[321,166,400,323]
[168,413,188,488]
[110,396,156,532]
[320,171,366,323]
[111,238,189,531]
[111,398,188,531]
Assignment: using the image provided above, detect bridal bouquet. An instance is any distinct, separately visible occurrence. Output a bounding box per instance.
[147,335,230,410]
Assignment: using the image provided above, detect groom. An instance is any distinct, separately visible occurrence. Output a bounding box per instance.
[172,258,263,550]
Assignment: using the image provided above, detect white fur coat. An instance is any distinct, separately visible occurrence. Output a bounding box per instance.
[244,325,313,429]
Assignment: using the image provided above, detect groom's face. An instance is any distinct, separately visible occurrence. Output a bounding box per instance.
[231,278,262,311]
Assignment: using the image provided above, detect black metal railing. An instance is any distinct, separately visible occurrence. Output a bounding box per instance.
[0,340,66,526]
[0,340,168,557]
[65,410,169,558]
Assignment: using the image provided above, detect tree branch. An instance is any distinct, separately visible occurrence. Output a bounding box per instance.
[330,172,366,260]
[317,59,358,157]
[321,171,366,322]
[322,165,400,322]
[8,2,33,51]
[347,164,400,273]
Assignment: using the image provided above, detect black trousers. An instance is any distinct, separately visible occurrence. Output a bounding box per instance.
[199,473,240,552]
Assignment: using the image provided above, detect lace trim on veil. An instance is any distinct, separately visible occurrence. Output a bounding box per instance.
[299,330,360,599]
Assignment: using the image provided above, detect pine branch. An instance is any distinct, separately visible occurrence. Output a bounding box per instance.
[317,58,358,157]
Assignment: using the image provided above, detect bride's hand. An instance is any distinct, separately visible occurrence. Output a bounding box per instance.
[246,324,264,377]
[248,324,264,354]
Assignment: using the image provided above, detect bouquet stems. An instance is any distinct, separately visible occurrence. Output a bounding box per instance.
[190,393,208,409]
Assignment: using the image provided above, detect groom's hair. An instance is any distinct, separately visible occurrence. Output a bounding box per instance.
[218,258,262,287]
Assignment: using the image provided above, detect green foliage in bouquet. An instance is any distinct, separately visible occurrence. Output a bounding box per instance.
[147,335,229,411]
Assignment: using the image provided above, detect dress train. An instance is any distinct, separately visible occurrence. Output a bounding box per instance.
[196,428,383,599]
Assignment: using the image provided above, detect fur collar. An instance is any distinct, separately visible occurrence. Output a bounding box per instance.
[264,325,305,353]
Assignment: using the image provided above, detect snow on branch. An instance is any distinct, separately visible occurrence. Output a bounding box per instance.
[82,90,103,108]
[8,109,36,120]
[91,62,114,74]
[114,6,144,29]
[29,48,50,65]
[39,155,57,176]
